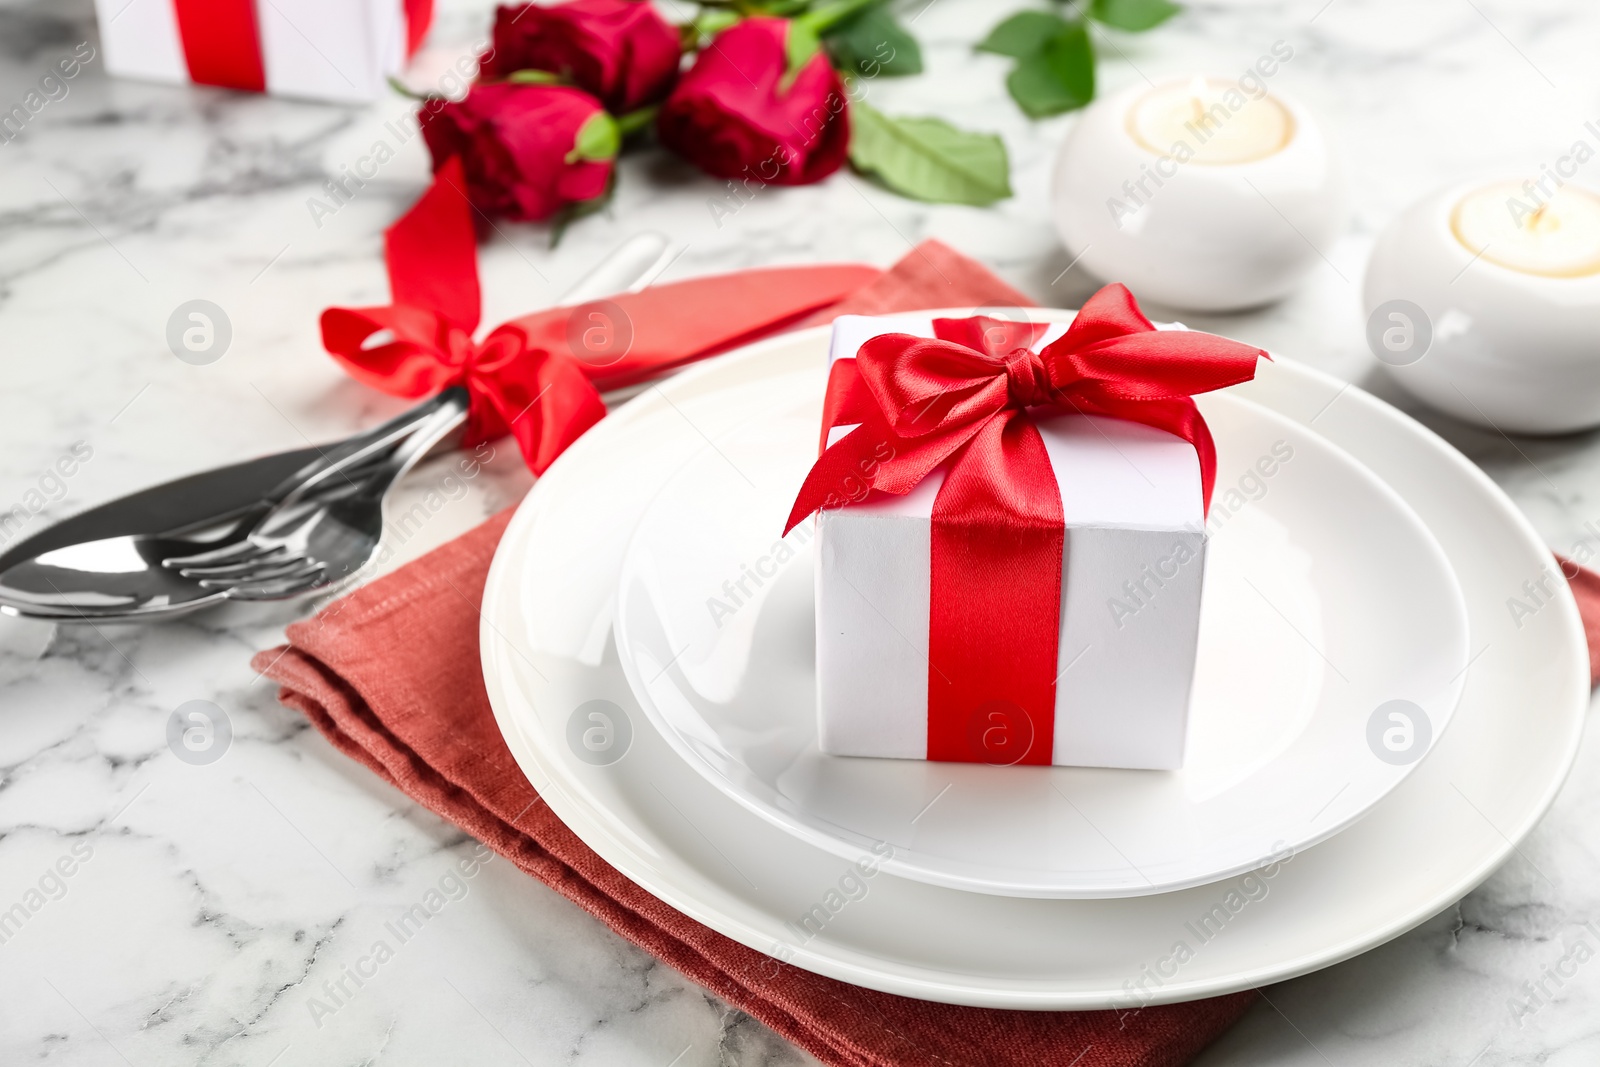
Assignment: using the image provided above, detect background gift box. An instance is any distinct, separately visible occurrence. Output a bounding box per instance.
[92,0,433,102]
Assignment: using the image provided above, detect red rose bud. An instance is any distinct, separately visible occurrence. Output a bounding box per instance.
[482,0,682,114]
[657,17,850,186]
[421,83,617,222]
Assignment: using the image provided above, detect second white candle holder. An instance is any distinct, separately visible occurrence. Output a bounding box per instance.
[1363,180,1600,434]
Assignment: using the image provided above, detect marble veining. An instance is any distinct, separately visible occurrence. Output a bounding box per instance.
[4,0,1600,1062]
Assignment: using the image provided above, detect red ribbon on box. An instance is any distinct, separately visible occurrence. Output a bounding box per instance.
[170,0,435,93]
[786,295,1269,764]
[320,159,881,474]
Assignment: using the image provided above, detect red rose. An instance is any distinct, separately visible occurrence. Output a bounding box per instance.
[481,0,682,114]
[657,17,849,186]
[420,83,616,221]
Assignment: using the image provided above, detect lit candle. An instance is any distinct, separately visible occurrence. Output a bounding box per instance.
[1450,182,1600,278]
[1363,180,1600,433]
[1127,77,1296,166]
[1052,75,1342,312]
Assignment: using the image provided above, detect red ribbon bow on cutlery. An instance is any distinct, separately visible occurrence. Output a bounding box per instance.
[786,288,1269,764]
[321,158,879,475]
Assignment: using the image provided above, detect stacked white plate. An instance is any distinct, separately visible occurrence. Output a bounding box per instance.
[480,310,1589,1009]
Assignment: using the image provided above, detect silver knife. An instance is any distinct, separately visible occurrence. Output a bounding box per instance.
[0,391,463,618]
[0,233,675,621]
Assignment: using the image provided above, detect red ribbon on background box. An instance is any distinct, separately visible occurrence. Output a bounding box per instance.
[320,157,880,473]
[786,298,1269,764]
[170,0,435,92]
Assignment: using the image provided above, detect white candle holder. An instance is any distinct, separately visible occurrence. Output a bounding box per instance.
[1363,181,1600,435]
[1051,77,1344,312]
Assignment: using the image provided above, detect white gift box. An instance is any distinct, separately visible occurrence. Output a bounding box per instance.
[94,0,425,103]
[815,314,1208,770]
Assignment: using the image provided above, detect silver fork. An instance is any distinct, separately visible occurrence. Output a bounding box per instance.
[159,232,676,603]
[160,386,471,598]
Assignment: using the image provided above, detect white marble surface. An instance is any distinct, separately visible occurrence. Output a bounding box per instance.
[4,0,1600,1063]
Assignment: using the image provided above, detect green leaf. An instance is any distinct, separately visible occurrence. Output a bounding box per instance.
[785,0,880,86]
[796,0,880,35]
[1005,20,1094,117]
[567,111,620,163]
[1089,0,1180,31]
[825,4,923,77]
[975,10,1070,59]
[847,100,1011,206]
[686,8,738,49]
[615,104,658,137]
[783,19,823,87]
[506,68,563,84]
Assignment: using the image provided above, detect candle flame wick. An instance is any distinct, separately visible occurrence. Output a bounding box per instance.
[1186,76,1210,124]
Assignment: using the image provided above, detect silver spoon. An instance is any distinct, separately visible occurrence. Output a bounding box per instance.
[161,385,471,600]
[0,232,675,622]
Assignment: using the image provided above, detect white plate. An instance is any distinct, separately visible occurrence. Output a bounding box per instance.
[613,390,1469,898]
[480,314,1588,1009]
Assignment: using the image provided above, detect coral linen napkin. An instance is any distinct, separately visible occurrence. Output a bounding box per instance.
[256,242,1578,1066]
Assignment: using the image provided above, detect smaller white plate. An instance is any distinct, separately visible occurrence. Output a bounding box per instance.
[615,389,1470,898]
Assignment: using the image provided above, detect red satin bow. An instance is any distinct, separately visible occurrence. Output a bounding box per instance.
[787,284,1268,530]
[322,158,881,474]
[787,286,1267,764]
